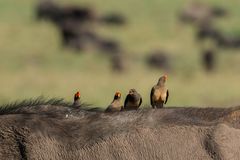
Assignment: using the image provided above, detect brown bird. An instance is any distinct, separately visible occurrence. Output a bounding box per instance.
[105,91,123,112]
[124,89,142,110]
[151,75,169,108]
[73,91,81,107]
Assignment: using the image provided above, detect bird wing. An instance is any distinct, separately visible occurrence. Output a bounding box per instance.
[139,96,142,107]
[150,87,154,107]
[105,105,112,112]
[164,89,169,104]
[120,105,124,111]
[124,95,130,108]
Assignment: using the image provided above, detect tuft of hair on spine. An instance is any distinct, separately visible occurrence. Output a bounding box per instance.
[0,96,73,115]
[0,96,104,115]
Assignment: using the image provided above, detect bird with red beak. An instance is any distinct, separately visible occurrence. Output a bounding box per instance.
[105,91,123,112]
[73,91,81,107]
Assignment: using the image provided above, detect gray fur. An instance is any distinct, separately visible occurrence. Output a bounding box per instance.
[0,99,240,159]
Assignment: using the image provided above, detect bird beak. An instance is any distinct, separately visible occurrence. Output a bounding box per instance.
[164,75,168,80]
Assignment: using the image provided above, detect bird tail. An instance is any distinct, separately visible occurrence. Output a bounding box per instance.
[156,103,164,108]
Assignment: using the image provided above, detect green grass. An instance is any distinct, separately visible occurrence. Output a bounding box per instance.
[0,0,240,108]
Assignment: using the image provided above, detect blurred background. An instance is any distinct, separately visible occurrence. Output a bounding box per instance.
[0,0,240,107]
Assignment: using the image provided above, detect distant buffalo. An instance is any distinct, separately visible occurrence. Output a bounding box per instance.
[216,34,240,49]
[36,1,96,24]
[196,24,220,41]
[202,49,216,72]
[146,50,170,71]
[0,98,240,159]
[36,1,62,23]
[100,13,126,26]
[179,2,226,25]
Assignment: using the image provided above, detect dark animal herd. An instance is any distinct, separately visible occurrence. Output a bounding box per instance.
[36,0,126,72]
[35,1,240,75]
[180,2,240,72]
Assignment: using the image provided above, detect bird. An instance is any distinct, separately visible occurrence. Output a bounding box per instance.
[150,75,169,108]
[124,89,142,110]
[105,91,123,112]
[73,91,81,107]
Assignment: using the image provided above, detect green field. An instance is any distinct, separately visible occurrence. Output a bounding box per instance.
[0,0,240,108]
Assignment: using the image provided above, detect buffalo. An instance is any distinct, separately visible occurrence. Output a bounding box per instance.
[146,50,170,71]
[0,98,240,159]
